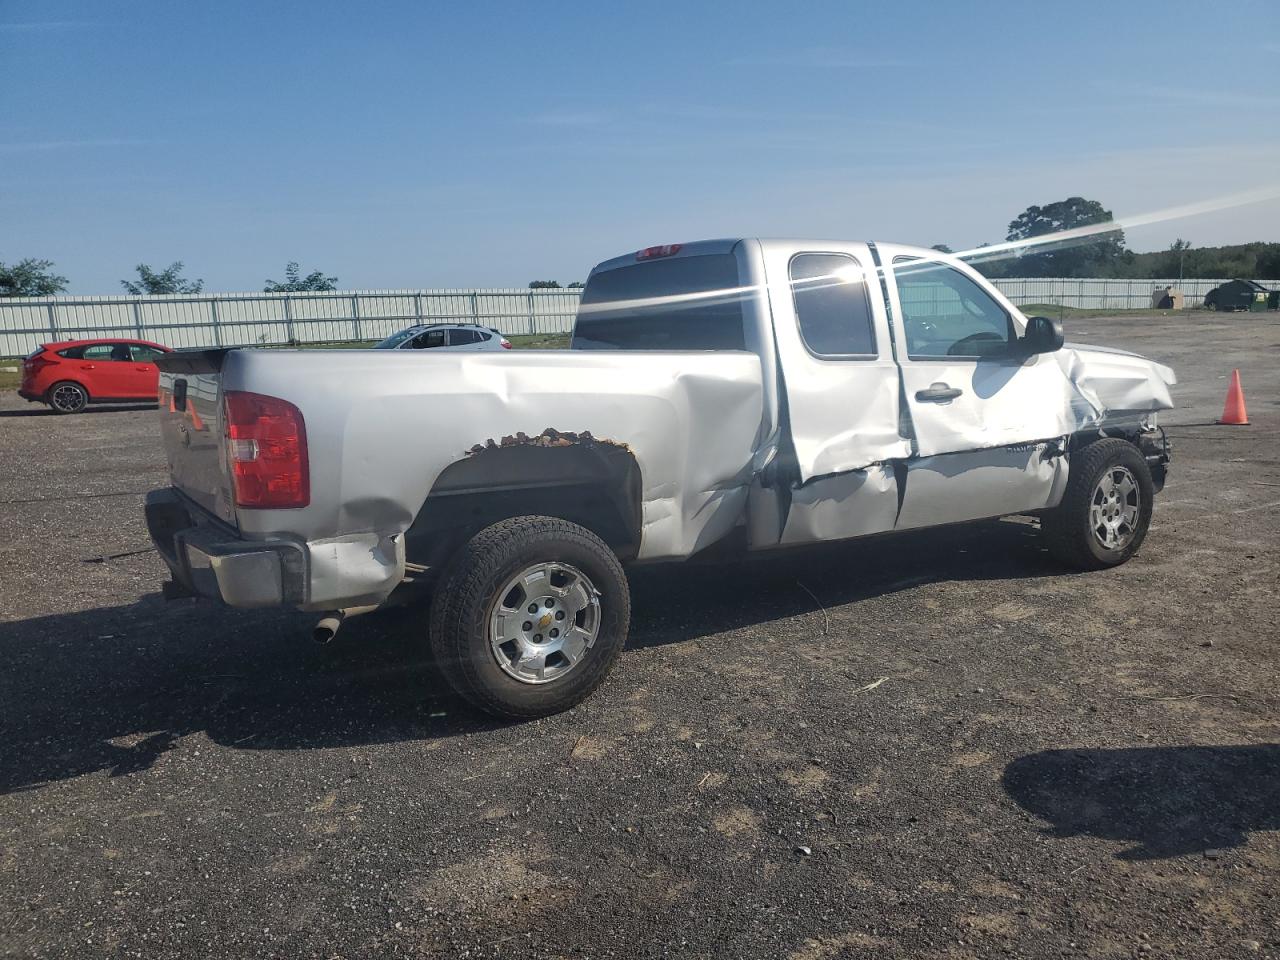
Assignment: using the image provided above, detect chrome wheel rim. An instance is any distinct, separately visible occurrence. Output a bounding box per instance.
[488,562,600,684]
[1090,465,1141,551]
[51,384,84,412]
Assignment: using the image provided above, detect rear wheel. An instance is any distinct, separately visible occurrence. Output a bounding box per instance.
[428,516,630,719]
[48,381,89,414]
[1042,438,1154,570]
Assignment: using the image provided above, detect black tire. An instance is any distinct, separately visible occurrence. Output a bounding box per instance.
[47,381,89,414]
[428,516,630,719]
[1041,438,1155,571]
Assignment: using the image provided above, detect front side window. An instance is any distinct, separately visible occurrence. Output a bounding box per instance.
[789,253,876,357]
[894,259,1014,359]
[130,345,165,363]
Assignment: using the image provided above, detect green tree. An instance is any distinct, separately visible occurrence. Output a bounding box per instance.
[567,281,585,288]
[930,244,953,254]
[528,280,561,289]
[0,258,68,297]
[264,262,338,292]
[122,262,203,295]
[1004,197,1129,277]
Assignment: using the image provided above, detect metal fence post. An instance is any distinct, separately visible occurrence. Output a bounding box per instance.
[210,298,223,347]
[46,302,59,340]
[527,290,537,336]
[351,294,362,342]
[414,292,424,323]
[131,301,144,339]
[470,292,480,326]
[282,296,295,344]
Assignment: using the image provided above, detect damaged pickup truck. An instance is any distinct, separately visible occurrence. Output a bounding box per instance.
[146,239,1175,718]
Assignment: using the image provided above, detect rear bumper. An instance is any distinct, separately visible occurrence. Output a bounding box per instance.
[145,488,308,608]
[17,388,43,402]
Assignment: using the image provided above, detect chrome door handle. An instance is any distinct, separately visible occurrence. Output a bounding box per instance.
[915,383,962,403]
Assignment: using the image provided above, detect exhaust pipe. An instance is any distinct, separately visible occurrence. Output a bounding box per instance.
[311,604,380,644]
[313,611,346,645]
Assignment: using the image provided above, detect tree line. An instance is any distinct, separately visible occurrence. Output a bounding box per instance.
[0,260,340,297]
[5,197,1280,297]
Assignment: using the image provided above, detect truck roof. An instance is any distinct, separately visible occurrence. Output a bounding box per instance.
[588,239,942,276]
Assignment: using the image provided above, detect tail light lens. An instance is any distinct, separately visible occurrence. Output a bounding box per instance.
[500,337,512,349]
[223,390,309,509]
[23,356,56,374]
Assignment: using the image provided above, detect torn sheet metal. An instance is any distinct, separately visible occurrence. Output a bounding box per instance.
[220,348,765,561]
[1057,342,1176,425]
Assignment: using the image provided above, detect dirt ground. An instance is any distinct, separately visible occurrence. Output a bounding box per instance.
[1,311,1278,959]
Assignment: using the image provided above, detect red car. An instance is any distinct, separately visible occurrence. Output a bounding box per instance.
[19,338,172,414]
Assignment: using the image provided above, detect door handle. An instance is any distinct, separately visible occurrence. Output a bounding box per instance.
[915,383,963,403]
[79,364,95,370]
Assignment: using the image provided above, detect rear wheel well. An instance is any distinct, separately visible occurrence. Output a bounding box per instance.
[405,442,642,576]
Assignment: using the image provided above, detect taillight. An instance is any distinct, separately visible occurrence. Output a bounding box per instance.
[637,243,682,260]
[223,390,309,509]
[500,337,512,349]
[24,356,56,374]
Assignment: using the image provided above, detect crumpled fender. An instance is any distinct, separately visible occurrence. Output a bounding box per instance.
[1055,342,1176,425]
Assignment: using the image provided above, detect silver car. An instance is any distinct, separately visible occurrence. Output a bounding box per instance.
[374,323,511,351]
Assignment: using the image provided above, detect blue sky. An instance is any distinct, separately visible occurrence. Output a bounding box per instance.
[3,0,1279,293]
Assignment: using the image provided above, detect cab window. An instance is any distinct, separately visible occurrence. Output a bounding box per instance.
[789,253,876,357]
[893,258,1014,359]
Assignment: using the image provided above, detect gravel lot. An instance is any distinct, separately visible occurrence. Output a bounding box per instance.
[2,311,1278,959]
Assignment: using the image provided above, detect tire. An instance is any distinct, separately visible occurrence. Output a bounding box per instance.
[428,516,630,719]
[1042,438,1154,571]
[47,381,89,414]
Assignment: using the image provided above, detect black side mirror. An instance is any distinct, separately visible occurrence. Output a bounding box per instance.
[1022,315,1064,354]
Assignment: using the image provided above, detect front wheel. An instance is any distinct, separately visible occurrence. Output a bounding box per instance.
[428,516,630,719]
[1041,438,1155,570]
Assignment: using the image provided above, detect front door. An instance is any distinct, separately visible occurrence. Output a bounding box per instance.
[879,246,1077,526]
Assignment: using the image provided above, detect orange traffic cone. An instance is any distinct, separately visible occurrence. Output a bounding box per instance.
[1218,369,1250,425]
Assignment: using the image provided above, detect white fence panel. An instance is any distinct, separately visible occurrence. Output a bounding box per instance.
[3,279,1277,357]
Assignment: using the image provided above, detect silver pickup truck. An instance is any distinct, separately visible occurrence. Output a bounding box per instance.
[146,239,1175,718]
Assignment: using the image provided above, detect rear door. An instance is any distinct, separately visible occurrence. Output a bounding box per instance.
[77,342,136,398]
[758,240,910,480]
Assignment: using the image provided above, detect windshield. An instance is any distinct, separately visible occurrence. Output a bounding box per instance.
[373,328,423,349]
[572,253,748,351]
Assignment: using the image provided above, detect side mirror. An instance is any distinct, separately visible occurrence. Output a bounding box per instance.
[1022,315,1064,354]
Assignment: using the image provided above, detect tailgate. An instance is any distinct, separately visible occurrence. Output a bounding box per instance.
[155,349,237,525]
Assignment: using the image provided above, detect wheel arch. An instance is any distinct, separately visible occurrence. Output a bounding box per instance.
[405,437,644,574]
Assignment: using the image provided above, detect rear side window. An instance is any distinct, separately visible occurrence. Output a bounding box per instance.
[449,328,481,345]
[57,346,85,359]
[82,343,125,360]
[573,253,747,351]
[789,253,876,357]
[410,330,446,349]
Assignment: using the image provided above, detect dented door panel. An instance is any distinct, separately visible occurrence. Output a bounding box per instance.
[758,239,912,481]
[895,443,1068,530]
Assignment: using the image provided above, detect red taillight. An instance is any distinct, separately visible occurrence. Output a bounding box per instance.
[637,243,683,261]
[24,356,56,374]
[500,337,512,349]
[223,390,309,509]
